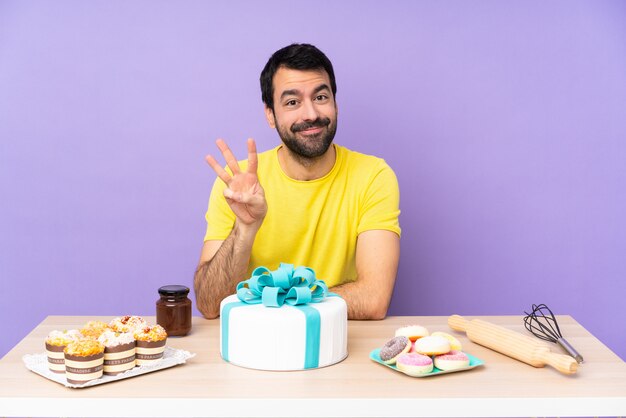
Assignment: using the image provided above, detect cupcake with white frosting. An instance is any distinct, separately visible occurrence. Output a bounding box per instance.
[98,330,136,375]
[45,329,82,373]
[109,315,148,334]
[134,325,167,365]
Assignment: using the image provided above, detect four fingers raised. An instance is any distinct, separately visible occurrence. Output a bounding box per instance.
[206,138,259,182]
[247,138,258,174]
[205,154,233,184]
[216,138,242,175]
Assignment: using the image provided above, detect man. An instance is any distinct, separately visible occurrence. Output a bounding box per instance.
[194,43,400,320]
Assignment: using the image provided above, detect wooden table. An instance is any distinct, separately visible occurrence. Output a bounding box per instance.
[1,315,625,417]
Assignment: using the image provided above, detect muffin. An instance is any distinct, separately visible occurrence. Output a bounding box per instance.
[134,325,167,365]
[64,339,105,384]
[109,315,148,333]
[80,321,110,339]
[98,330,136,375]
[44,330,82,373]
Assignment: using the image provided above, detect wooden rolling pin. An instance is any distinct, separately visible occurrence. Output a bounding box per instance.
[448,314,578,375]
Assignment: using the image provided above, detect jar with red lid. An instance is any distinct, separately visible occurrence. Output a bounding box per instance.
[156,285,192,336]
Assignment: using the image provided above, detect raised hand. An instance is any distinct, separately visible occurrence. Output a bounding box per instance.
[205,138,267,228]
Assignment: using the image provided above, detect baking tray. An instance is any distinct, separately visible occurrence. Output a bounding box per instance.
[23,346,195,388]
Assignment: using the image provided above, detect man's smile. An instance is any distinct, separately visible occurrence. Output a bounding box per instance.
[300,126,324,135]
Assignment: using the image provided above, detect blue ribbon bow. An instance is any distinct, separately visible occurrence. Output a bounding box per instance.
[236,263,329,307]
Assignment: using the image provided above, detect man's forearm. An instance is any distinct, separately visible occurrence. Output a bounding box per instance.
[331,231,400,320]
[194,223,257,319]
[331,281,390,320]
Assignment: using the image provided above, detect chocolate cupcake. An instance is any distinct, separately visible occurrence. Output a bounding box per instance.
[134,325,167,366]
[45,330,82,373]
[64,340,105,384]
[98,330,136,375]
[80,321,110,339]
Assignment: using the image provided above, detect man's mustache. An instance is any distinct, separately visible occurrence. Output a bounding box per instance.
[291,117,331,133]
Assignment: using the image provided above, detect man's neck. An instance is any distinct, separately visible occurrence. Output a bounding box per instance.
[277,144,337,181]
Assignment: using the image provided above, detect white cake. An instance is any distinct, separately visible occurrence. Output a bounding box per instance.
[220,294,348,371]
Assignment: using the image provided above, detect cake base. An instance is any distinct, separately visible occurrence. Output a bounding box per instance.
[220,294,348,371]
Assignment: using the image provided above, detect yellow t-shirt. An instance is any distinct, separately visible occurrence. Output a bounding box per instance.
[204,144,401,287]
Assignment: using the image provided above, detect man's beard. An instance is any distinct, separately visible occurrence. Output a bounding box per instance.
[276,116,337,160]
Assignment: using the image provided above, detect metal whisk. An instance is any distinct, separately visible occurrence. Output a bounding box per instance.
[523,303,583,364]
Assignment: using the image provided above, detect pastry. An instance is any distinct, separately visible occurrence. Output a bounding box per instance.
[80,321,110,339]
[434,350,470,371]
[379,336,411,365]
[44,330,82,373]
[431,331,462,351]
[98,330,136,375]
[395,325,429,342]
[396,353,433,375]
[64,339,105,384]
[109,316,148,334]
[134,325,167,365]
[413,335,451,356]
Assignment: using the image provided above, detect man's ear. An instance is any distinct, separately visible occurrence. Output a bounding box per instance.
[264,106,276,129]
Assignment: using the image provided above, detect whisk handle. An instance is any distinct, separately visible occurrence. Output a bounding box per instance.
[557,338,584,364]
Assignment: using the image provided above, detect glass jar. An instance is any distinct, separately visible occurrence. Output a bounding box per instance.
[156,285,192,336]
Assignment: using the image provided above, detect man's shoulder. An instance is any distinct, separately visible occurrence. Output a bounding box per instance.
[336,145,393,172]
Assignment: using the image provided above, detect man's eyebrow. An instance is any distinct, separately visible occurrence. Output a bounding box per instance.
[313,84,331,95]
[279,84,331,100]
[280,89,301,100]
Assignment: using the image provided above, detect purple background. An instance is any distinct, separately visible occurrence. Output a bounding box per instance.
[1,1,625,360]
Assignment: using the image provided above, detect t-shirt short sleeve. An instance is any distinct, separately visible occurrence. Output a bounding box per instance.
[357,160,401,236]
[204,177,236,241]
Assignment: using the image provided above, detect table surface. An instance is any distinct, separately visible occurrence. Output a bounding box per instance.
[1,314,625,417]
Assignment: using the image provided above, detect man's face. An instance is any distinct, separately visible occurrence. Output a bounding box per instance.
[265,67,338,159]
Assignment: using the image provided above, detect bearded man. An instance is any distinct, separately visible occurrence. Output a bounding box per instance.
[194,44,400,320]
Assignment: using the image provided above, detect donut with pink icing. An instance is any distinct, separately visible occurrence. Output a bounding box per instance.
[379,336,411,365]
[434,350,470,371]
[396,353,433,376]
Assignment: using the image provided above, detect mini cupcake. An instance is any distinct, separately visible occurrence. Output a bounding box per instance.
[64,339,105,384]
[80,321,110,339]
[134,325,167,366]
[109,315,148,334]
[45,330,82,373]
[98,330,136,375]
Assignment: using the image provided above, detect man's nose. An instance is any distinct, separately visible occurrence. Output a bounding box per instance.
[300,99,318,121]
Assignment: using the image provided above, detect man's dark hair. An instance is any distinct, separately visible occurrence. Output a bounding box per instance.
[260,43,337,111]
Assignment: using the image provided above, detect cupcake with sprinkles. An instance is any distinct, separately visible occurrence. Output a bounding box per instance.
[64,339,105,385]
[109,315,148,334]
[45,329,82,373]
[134,325,167,365]
[98,330,136,375]
[80,321,110,339]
